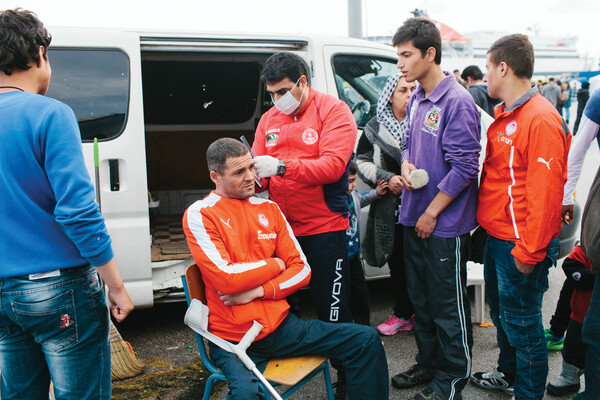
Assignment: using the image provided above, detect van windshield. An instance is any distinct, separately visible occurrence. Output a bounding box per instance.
[332,55,398,128]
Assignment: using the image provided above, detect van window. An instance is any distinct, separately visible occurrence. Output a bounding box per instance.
[142,61,261,125]
[332,55,398,128]
[46,49,130,142]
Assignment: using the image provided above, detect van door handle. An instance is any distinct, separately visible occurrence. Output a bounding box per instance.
[109,159,120,191]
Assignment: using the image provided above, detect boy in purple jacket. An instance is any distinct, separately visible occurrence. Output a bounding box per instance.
[390,18,481,400]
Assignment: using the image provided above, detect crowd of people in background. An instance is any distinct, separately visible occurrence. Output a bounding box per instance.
[456,63,590,129]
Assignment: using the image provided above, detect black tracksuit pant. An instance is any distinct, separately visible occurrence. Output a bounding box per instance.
[404,227,474,400]
[297,230,353,374]
[296,230,352,324]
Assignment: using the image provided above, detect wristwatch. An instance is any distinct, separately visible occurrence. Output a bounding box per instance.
[276,159,286,176]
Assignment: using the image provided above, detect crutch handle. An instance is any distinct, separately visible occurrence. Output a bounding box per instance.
[233,320,263,370]
[238,320,263,352]
[184,301,236,354]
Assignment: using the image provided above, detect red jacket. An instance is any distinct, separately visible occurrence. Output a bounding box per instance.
[477,90,571,264]
[183,192,311,342]
[252,87,356,237]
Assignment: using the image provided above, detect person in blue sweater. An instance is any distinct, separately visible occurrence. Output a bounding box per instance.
[0,8,133,399]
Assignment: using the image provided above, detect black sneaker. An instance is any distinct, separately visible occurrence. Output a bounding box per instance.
[471,367,514,395]
[547,381,580,396]
[391,364,434,389]
[411,386,462,400]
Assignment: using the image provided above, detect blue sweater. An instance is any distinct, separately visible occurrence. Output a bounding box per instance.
[0,91,113,277]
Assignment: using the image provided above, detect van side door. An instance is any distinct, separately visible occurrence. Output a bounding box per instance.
[47,28,154,307]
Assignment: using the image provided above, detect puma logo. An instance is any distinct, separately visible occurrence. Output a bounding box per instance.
[537,157,553,170]
[220,218,232,229]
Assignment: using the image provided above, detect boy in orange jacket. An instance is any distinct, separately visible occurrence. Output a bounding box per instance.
[471,34,570,400]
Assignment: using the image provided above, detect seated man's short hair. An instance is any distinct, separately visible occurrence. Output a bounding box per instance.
[206,138,249,174]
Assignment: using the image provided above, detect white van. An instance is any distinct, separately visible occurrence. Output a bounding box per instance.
[47,28,579,308]
[46,28,402,308]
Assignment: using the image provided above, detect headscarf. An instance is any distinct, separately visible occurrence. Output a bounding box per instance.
[376,73,407,147]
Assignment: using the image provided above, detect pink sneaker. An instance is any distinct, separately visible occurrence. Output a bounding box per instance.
[376,315,414,335]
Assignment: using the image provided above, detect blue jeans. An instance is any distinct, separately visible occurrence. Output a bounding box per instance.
[209,313,389,400]
[484,236,558,400]
[574,274,600,400]
[0,266,111,399]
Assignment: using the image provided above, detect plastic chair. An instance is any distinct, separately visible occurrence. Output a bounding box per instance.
[467,261,486,324]
[182,264,334,400]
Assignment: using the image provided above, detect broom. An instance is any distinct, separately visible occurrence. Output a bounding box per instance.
[109,321,146,380]
[93,138,145,380]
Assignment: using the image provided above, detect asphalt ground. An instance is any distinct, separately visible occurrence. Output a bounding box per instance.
[112,112,599,399]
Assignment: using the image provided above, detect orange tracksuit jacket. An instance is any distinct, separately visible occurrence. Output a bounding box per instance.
[477,90,571,264]
[182,192,311,342]
[252,87,356,237]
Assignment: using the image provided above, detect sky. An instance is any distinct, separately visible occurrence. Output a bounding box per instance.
[1,0,598,59]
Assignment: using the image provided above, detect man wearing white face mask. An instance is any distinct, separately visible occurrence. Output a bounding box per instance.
[252,52,358,398]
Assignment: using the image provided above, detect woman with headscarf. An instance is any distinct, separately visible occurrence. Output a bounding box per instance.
[356,73,416,335]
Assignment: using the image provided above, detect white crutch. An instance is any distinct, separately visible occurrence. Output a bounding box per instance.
[184,299,283,400]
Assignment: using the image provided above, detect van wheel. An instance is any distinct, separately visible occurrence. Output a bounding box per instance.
[470,226,488,264]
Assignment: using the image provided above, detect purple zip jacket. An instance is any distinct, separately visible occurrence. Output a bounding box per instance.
[400,72,481,238]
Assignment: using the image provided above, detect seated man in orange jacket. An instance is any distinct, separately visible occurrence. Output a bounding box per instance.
[182,138,388,400]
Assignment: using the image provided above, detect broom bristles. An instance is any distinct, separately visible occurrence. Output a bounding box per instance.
[110,321,145,380]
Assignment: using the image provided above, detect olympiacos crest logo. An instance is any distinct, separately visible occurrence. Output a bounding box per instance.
[302,128,319,145]
[505,120,518,136]
[258,214,270,228]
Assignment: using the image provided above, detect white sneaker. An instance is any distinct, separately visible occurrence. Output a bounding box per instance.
[470,366,514,395]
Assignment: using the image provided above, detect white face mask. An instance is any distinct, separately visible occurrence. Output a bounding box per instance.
[273,78,305,115]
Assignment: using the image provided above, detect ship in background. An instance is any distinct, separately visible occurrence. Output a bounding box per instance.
[366,9,598,78]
